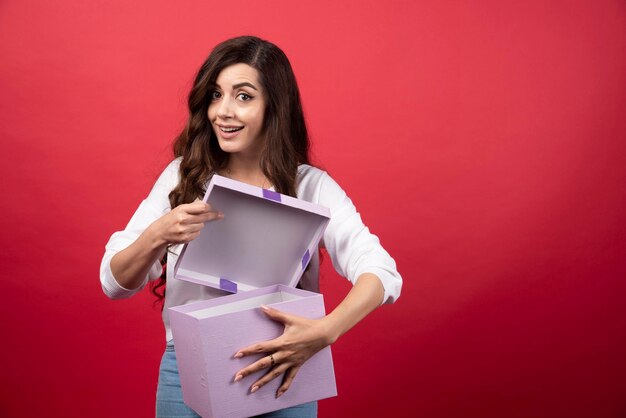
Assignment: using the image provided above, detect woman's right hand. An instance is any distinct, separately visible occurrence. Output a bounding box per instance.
[110,200,222,291]
[149,200,223,246]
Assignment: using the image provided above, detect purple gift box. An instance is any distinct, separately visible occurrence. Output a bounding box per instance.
[170,175,336,418]
[169,285,337,418]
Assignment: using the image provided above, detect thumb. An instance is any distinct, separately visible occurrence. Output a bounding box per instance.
[260,305,293,325]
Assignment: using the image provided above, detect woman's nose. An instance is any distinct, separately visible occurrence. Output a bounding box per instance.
[217,96,234,119]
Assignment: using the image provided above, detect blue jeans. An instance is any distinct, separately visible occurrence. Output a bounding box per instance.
[156,340,317,418]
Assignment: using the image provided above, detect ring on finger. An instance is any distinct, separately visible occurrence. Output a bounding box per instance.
[269,353,276,368]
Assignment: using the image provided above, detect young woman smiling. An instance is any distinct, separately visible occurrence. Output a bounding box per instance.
[100,36,402,418]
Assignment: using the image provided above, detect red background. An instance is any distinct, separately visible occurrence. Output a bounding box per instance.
[1,1,625,417]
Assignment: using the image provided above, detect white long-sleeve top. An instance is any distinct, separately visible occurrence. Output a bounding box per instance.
[100,159,402,341]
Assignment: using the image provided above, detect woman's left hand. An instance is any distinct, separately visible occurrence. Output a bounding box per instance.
[233,305,335,398]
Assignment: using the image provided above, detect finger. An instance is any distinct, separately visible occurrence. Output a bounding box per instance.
[182,223,205,236]
[173,219,205,234]
[249,362,291,394]
[184,231,201,243]
[179,216,223,242]
[169,206,211,227]
[172,227,202,244]
[260,305,294,325]
[196,210,224,223]
[276,365,301,398]
[181,210,223,227]
[233,352,279,382]
[234,338,281,359]
[183,201,212,214]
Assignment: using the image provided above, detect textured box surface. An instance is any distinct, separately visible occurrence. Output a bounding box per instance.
[169,285,337,418]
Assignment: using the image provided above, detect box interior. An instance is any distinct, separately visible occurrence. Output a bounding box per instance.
[188,291,304,319]
[176,182,328,291]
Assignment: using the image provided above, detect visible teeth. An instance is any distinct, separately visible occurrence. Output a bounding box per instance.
[221,126,243,132]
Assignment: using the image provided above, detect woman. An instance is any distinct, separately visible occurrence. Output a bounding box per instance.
[100,36,402,418]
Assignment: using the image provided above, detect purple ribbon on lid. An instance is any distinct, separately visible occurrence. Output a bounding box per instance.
[262,189,281,202]
[219,278,238,293]
[301,249,311,270]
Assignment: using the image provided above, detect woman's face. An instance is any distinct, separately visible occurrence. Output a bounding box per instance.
[208,63,266,160]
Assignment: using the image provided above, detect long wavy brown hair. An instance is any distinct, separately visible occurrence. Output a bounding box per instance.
[152,36,311,304]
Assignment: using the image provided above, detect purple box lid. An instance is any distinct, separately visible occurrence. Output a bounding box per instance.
[174,175,331,293]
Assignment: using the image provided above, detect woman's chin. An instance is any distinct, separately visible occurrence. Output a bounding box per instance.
[216,140,239,154]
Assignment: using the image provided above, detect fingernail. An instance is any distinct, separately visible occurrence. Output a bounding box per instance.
[260,305,270,312]
[234,374,242,382]
[251,385,259,393]
[276,390,284,398]
[234,352,243,358]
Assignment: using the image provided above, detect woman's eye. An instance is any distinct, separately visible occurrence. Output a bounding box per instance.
[211,91,221,100]
[237,92,252,101]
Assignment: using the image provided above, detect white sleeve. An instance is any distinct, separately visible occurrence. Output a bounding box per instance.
[99,159,180,299]
[318,172,402,304]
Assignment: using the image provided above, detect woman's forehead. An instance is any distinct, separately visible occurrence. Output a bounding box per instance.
[215,63,261,89]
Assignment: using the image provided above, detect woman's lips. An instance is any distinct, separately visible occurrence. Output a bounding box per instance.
[217,125,244,139]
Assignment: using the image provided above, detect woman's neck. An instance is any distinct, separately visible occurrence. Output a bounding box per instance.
[222,154,271,189]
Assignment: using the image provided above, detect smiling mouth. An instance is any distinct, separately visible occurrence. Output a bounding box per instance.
[219,126,244,133]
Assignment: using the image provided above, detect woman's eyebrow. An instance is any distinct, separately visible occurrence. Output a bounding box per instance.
[232,82,258,91]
